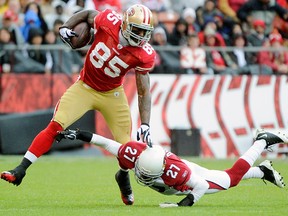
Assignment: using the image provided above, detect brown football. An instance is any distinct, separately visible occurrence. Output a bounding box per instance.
[70,22,92,49]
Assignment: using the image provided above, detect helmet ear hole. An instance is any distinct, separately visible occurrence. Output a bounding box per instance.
[135,145,166,186]
[121,4,154,47]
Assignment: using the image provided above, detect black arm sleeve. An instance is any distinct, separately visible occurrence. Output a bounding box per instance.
[177,194,195,207]
[77,130,93,142]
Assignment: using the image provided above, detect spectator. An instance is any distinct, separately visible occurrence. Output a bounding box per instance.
[198,21,226,46]
[26,27,51,73]
[44,0,70,30]
[1,9,25,45]
[258,32,288,74]
[151,26,168,46]
[45,21,84,74]
[201,0,223,27]
[228,33,263,74]
[150,9,169,36]
[213,12,235,44]
[168,17,188,46]
[151,26,182,74]
[246,19,268,63]
[231,22,244,35]
[6,0,23,27]
[182,7,200,35]
[180,33,209,74]
[246,19,268,46]
[237,0,288,35]
[21,2,49,42]
[204,26,237,74]
[0,27,13,73]
[195,6,205,29]
[52,18,64,44]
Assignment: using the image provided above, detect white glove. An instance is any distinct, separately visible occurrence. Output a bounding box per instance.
[137,123,152,146]
[159,202,178,208]
[59,26,78,48]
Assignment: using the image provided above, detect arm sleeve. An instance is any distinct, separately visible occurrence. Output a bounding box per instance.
[90,134,121,156]
[185,173,209,203]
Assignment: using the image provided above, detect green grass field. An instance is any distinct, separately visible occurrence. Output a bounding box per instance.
[0,155,287,216]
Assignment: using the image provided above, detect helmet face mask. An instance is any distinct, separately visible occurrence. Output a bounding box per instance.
[121,4,154,47]
[134,145,166,186]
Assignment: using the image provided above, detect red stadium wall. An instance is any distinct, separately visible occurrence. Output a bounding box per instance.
[1,74,287,158]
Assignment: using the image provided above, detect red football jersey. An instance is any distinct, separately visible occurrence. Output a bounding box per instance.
[117,141,191,191]
[79,9,156,91]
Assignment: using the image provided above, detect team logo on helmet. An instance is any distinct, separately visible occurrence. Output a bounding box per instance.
[127,8,135,16]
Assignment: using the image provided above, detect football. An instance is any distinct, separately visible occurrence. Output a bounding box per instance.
[70,22,92,49]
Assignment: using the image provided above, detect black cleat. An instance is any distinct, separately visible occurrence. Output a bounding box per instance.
[115,170,134,205]
[1,167,26,186]
[254,129,288,149]
[258,160,285,188]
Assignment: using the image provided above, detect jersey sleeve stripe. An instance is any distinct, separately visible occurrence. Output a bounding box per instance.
[135,66,153,71]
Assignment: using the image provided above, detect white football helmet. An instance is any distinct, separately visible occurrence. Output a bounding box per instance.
[121,4,154,47]
[134,145,166,186]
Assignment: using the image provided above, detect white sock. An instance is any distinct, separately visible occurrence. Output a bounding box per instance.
[24,151,38,163]
[242,167,264,180]
[240,140,266,166]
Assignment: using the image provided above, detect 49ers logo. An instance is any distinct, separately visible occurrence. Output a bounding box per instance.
[127,8,135,16]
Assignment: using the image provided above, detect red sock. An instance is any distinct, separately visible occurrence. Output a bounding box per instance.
[28,121,63,158]
[225,158,251,187]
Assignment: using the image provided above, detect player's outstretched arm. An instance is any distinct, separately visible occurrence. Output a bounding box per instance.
[57,129,121,156]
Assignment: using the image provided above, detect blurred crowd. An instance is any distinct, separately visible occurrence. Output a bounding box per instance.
[0,0,288,75]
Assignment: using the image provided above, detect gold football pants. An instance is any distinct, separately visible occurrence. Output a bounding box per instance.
[53,80,131,144]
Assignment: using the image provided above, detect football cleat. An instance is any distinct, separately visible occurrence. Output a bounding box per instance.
[254,129,288,148]
[1,167,26,186]
[115,170,134,205]
[258,160,285,188]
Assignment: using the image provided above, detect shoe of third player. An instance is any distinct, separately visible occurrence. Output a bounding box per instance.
[258,160,285,188]
[254,129,288,148]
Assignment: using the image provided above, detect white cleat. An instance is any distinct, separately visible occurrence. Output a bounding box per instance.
[258,160,285,188]
[254,129,288,148]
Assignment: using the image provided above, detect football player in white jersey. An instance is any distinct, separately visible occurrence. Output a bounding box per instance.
[57,128,286,207]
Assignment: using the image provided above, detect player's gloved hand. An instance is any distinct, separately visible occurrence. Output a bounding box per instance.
[177,194,195,207]
[59,26,78,49]
[55,129,92,143]
[137,123,152,147]
[55,129,79,142]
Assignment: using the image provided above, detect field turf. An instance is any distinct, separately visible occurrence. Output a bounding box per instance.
[0,155,287,216]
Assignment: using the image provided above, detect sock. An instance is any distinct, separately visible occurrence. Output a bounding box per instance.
[226,158,251,187]
[226,140,266,187]
[15,158,32,171]
[28,121,63,158]
[242,167,264,180]
[240,140,266,166]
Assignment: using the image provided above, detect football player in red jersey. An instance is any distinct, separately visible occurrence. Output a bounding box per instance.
[1,4,155,205]
[56,128,286,207]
